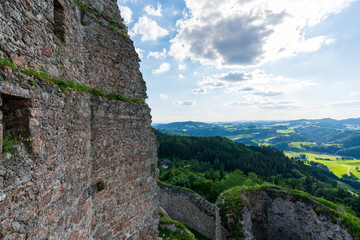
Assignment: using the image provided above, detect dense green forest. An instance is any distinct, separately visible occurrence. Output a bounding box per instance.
[156,131,360,217]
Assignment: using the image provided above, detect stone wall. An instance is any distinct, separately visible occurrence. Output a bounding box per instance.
[0,0,158,239]
[158,182,220,240]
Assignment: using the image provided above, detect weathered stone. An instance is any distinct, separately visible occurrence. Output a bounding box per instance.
[41,46,52,58]
[158,182,220,240]
[0,0,158,239]
[218,189,354,240]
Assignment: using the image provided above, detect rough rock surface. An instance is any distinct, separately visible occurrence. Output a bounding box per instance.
[0,0,158,239]
[158,182,220,240]
[218,189,353,240]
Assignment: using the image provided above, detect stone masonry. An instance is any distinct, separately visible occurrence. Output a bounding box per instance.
[0,0,158,239]
[158,182,221,240]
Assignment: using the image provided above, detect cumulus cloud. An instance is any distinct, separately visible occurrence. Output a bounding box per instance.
[179,74,185,79]
[118,5,133,24]
[173,100,196,106]
[152,63,170,74]
[148,48,167,59]
[198,78,229,89]
[131,16,168,41]
[219,71,252,82]
[135,48,145,59]
[144,3,162,17]
[192,88,207,94]
[159,94,168,99]
[199,69,315,95]
[169,0,355,67]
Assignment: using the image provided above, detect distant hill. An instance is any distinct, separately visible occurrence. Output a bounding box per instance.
[154,118,360,158]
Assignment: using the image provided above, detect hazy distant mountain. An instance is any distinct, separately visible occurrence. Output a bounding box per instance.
[153,118,360,158]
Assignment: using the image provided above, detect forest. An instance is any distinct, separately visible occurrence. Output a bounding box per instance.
[156,131,360,217]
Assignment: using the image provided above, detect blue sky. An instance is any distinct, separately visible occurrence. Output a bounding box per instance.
[117,0,360,123]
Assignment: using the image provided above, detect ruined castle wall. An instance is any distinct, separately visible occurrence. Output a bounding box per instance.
[158,182,218,240]
[1,0,145,98]
[90,98,158,239]
[0,80,94,239]
[0,0,158,239]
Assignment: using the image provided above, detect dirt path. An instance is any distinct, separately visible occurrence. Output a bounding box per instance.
[347,167,351,175]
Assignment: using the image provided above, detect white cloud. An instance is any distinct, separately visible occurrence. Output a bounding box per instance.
[198,78,229,89]
[159,94,168,99]
[179,74,185,79]
[152,63,170,74]
[350,92,359,97]
[135,48,145,59]
[130,16,169,41]
[173,100,196,106]
[169,0,355,67]
[325,38,337,45]
[199,69,315,95]
[148,48,167,59]
[227,98,302,110]
[144,3,162,17]
[179,64,186,70]
[118,5,133,24]
[329,100,360,107]
[192,88,207,94]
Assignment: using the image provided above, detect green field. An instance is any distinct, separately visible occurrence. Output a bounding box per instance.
[288,142,315,150]
[286,152,360,178]
[276,129,295,134]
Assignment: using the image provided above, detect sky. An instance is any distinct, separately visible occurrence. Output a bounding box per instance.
[117,0,360,123]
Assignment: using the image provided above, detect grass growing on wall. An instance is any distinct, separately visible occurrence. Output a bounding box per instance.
[159,217,196,240]
[0,57,145,103]
[2,135,20,154]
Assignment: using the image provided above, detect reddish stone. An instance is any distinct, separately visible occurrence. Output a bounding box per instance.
[69,27,75,35]
[40,189,52,207]
[45,140,55,152]
[41,46,52,58]
[29,118,40,128]
[12,56,26,68]
[30,109,43,118]
[82,200,91,215]
[105,191,113,198]
[44,210,56,225]
[73,213,82,224]
[113,224,123,235]
[70,231,79,240]
[54,184,66,198]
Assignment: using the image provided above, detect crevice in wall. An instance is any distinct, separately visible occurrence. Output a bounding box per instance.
[54,0,66,42]
[0,93,31,140]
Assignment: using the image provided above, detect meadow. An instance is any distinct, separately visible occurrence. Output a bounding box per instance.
[286,151,360,179]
